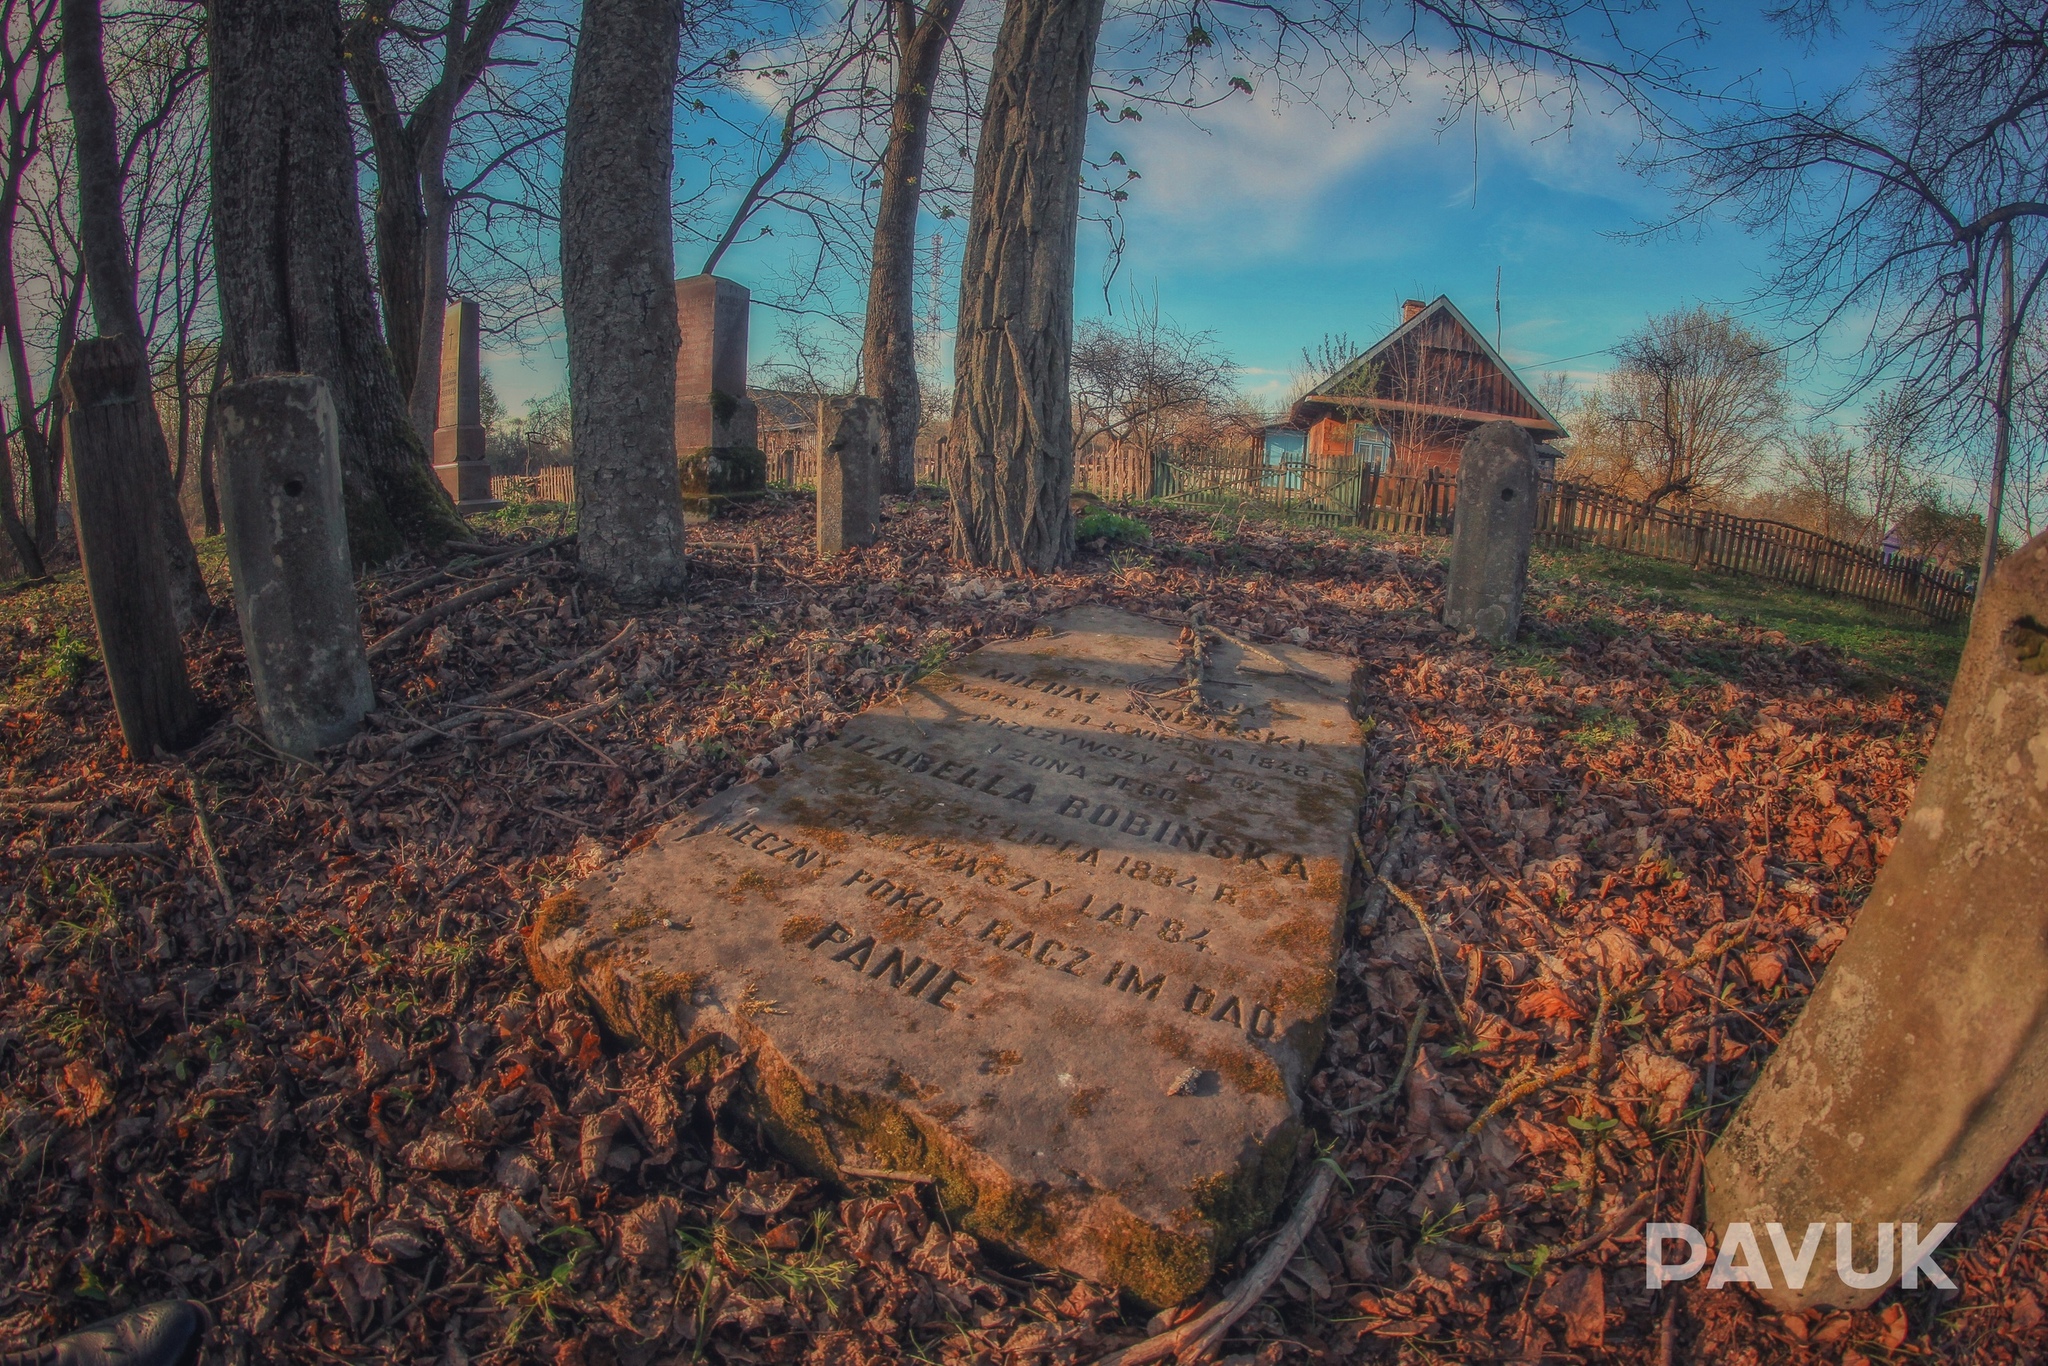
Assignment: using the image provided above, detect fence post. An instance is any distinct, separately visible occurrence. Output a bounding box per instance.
[62,335,205,758]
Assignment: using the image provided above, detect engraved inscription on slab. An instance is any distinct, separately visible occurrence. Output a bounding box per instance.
[526,606,1366,1304]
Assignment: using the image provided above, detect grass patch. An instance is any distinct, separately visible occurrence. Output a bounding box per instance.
[1566,709,1639,749]
[1075,509,1151,547]
[1535,546,1967,693]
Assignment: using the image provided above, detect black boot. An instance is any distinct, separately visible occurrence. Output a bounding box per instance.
[0,1300,210,1366]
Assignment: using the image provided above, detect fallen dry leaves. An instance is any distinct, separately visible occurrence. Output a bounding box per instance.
[0,490,2041,1365]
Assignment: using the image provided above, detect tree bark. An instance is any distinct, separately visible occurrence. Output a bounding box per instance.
[945,0,1103,572]
[61,0,210,625]
[62,335,204,757]
[210,0,467,564]
[559,0,687,601]
[197,343,226,535]
[861,0,964,497]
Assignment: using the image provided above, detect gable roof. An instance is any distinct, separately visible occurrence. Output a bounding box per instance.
[1295,295,1568,438]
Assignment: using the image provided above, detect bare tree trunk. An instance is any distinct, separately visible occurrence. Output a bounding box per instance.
[409,141,455,441]
[197,343,226,535]
[344,0,517,444]
[945,0,1103,572]
[560,0,687,601]
[211,0,467,564]
[861,0,963,497]
[62,0,210,625]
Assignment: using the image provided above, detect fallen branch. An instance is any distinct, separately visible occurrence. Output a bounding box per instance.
[367,573,532,660]
[1339,998,1430,1119]
[491,695,616,751]
[1096,1160,1342,1366]
[0,777,85,803]
[1432,1190,1654,1268]
[463,618,641,707]
[376,535,571,605]
[1428,772,1546,915]
[1379,877,1466,1033]
[184,770,237,916]
[44,841,174,864]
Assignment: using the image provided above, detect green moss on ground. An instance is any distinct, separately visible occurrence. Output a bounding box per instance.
[1532,546,1967,694]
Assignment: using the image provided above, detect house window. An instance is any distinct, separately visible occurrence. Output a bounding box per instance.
[1263,428,1307,491]
[1351,424,1392,473]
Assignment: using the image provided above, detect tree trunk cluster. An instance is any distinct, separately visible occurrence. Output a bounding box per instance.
[210,0,466,564]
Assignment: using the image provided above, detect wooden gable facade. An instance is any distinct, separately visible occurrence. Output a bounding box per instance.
[1288,296,1567,476]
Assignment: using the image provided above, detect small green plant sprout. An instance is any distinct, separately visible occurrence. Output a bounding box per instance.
[41,625,96,689]
[1075,509,1151,547]
[488,1225,596,1344]
[1566,710,1639,749]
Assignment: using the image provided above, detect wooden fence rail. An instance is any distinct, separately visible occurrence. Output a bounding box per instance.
[1075,450,1973,622]
[487,447,1972,622]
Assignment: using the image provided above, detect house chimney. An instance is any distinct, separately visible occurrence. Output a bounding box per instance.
[1401,299,1427,323]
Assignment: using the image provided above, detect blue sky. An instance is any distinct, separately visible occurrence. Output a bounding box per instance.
[486,3,1901,422]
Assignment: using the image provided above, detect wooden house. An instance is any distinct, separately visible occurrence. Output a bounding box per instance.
[1285,296,1567,476]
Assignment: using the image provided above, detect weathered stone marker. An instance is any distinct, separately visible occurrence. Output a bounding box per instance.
[431,299,504,514]
[674,274,763,519]
[61,335,203,758]
[816,396,880,557]
[527,606,1364,1304]
[1443,420,1537,644]
[217,375,375,758]
[1706,528,2048,1310]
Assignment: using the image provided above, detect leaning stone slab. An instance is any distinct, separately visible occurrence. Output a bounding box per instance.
[527,606,1364,1305]
[1706,528,2048,1310]
[1443,420,1537,644]
[816,396,880,557]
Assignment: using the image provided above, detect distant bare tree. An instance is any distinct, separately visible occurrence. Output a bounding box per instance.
[63,0,210,623]
[0,0,62,577]
[1071,296,1230,459]
[343,0,524,440]
[1777,426,1859,540]
[1573,307,1787,510]
[1665,0,2048,575]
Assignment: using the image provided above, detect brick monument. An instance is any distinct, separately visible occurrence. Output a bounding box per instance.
[675,274,763,518]
[431,299,503,514]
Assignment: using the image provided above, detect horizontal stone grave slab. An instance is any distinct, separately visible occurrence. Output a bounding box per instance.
[527,606,1365,1304]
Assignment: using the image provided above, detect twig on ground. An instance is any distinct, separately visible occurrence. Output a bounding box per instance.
[492,695,616,751]
[43,842,175,864]
[183,769,236,916]
[367,573,533,659]
[1428,772,1547,915]
[1095,1160,1342,1366]
[375,536,570,604]
[1340,999,1430,1119]
[1380,877,1467,1035]
[464,618,641,707]
[1433,1190,1655,1268]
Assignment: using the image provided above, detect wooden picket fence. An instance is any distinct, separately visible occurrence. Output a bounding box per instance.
[490,466,576,504]
[484,446,1971,622]
[1074,450,1972,622]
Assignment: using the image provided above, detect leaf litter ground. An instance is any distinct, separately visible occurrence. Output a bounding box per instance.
[0,491,2041,1365]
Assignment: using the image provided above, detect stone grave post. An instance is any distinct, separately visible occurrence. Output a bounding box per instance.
[60,335,204,758]
[674,274,762,518]
[217,374,376,758]
[431,299,504,514]
[816,396,880,557]
[1442,420,1538,644]
[1705,529,2048,1310]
